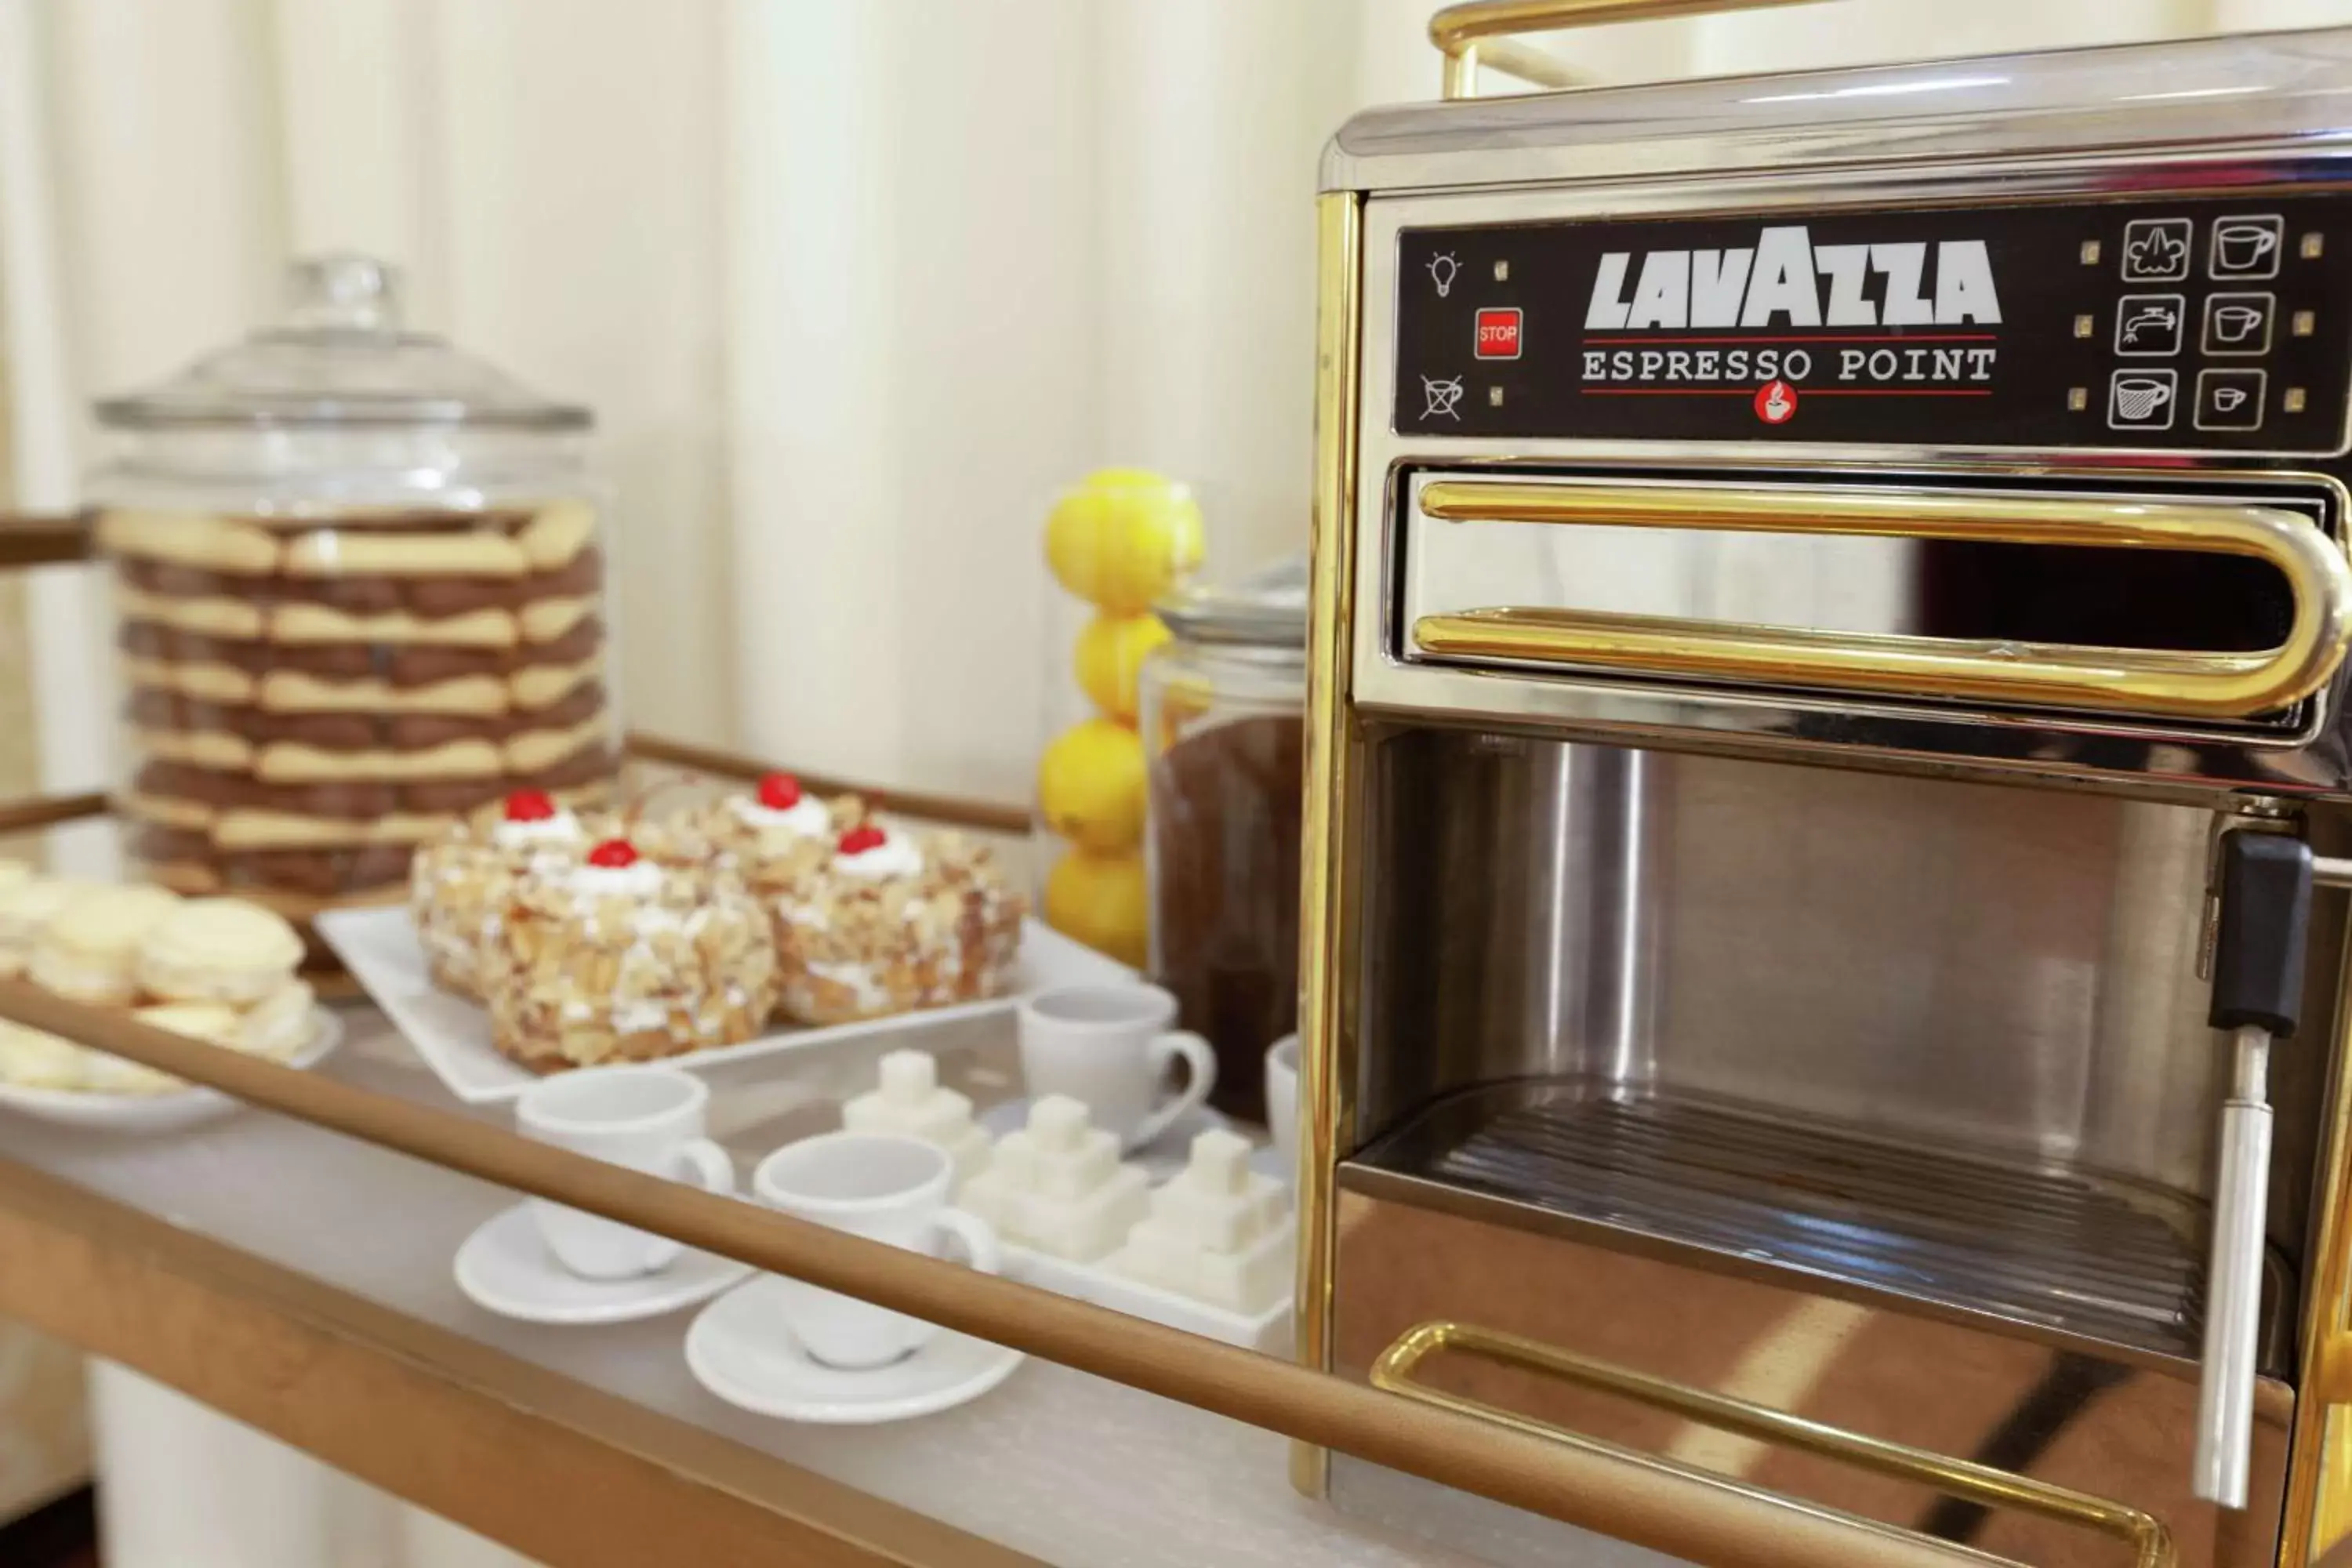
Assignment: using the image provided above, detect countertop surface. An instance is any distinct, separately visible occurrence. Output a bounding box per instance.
[0,1003,1502,1568]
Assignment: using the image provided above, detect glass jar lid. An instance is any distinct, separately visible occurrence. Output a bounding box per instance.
[94,254,591,433]
[1156,553,1308,649]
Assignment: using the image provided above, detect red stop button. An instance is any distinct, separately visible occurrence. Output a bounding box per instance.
[1474,307,1522,359]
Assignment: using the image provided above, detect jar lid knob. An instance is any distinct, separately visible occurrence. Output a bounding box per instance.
[281,253,403,334]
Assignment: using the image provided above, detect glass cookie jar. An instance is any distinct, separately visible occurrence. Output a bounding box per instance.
[87,255,618,947]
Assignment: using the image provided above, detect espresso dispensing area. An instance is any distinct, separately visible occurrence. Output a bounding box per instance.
[20,5,2352,1568]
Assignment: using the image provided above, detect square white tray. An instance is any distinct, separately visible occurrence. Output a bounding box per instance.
[988,1232,1294,1355]
[316,905,1131,1105]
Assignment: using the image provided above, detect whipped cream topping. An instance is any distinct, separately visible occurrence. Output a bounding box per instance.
[727,792,830,840]
[833,826,924,880]
[564,859,666,900]
[492,808,583,849]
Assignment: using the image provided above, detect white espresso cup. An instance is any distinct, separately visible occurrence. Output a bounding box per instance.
[1018,982,1218,1150]
[753,1131,1001,1370]
[517,1065,735,1280]
[1265,1033,1300,1180]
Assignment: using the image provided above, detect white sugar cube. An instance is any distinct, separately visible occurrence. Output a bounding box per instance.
[1027,1126,1120,1200]
[1116,1212,1295,1314]
[1188,1129,1251,1194]
[840,1048,993,1185]
[954,1096,1150,1262]
[1144,1128,1287,1253]
[877,1048,937,1101]
[1028,1094,1090,1153]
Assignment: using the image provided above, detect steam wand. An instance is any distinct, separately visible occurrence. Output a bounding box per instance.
[2198,830,2314,1508]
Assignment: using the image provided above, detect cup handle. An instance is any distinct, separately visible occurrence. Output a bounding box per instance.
[935,1206,1002,1279]
[677,1137,735,1196]
[1134,1029,1218,1148]
[642,1138,735,1272]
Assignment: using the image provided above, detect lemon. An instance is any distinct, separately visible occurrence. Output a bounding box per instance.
[1037,717,1147,853]
[1044,848,1149,968]
[1045,469,1206,613]
[1073,612,1171,724]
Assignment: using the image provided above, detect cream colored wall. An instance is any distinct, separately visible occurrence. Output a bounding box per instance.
[0,1322,84,1526]
[0,249,89,1527]
[12,0,2352,816]
[0,628,83,1526]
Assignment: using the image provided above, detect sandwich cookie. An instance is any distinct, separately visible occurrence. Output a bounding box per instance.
[136,896,305,1005]
[26,884,180,1005]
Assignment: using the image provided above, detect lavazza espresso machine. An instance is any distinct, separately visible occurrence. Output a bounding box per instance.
[1295,10,2352,1568]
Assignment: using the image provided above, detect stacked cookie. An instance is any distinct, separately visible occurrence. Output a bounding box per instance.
[101,502,619,937]
[0,869,318,1095]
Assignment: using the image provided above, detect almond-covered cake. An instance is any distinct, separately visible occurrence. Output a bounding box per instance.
[685,771,866,895]
[409,788,612,999]
[772,822,1025,1025]
[481,837,779,1072]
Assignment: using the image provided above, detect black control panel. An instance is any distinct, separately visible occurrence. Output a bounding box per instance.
[1396,198,2352,452]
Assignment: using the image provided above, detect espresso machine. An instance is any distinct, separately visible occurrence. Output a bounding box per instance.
[1296,15,2352,1567]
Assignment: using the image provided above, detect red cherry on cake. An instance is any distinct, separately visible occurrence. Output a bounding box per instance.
[504,789,557,822]
[837,824,887,856]
[586,838,639,868]
[757,771,804,810]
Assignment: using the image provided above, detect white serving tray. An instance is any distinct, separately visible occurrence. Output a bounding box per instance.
[986,1230,1294,1355]
[316,906,1133,1105]
[0,1008,345,1134]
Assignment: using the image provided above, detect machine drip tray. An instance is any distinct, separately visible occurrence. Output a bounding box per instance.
[1357,1084,2208,1358]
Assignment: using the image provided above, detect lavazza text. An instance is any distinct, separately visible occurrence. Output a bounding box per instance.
[1579,227,2002,387]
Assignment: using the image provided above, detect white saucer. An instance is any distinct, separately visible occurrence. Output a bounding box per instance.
[980,1096,1237,1178]
[685,1274,1022,1424]
[455,1203,750,1325]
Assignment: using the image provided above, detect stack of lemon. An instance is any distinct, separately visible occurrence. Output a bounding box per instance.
[1036,470,1204,968]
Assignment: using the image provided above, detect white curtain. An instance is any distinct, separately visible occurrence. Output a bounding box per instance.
[4,0,2348,1563]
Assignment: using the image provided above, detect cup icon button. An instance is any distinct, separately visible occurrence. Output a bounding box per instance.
[2194,368,2267,433]
[2109,368,2177,430]
[2201,293,2274,356]
[2209,216,2283,280]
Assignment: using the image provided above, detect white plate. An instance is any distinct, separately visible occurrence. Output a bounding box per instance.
[685,1273,1022,1424]
[317,906,1134,1105]
[995,1236,1294,1354]
[455,1202,750,1326]
[0,1009,345,1134]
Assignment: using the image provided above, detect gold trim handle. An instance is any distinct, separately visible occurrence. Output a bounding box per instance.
[1429,0,1818,98]
[2312,1332,2352,1405]
[1411,480,2352,720]
[1374,1319,2176,1568]
[0,510,93,568]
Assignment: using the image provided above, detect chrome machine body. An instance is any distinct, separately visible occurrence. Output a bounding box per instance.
[1298,22,2352,1568]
